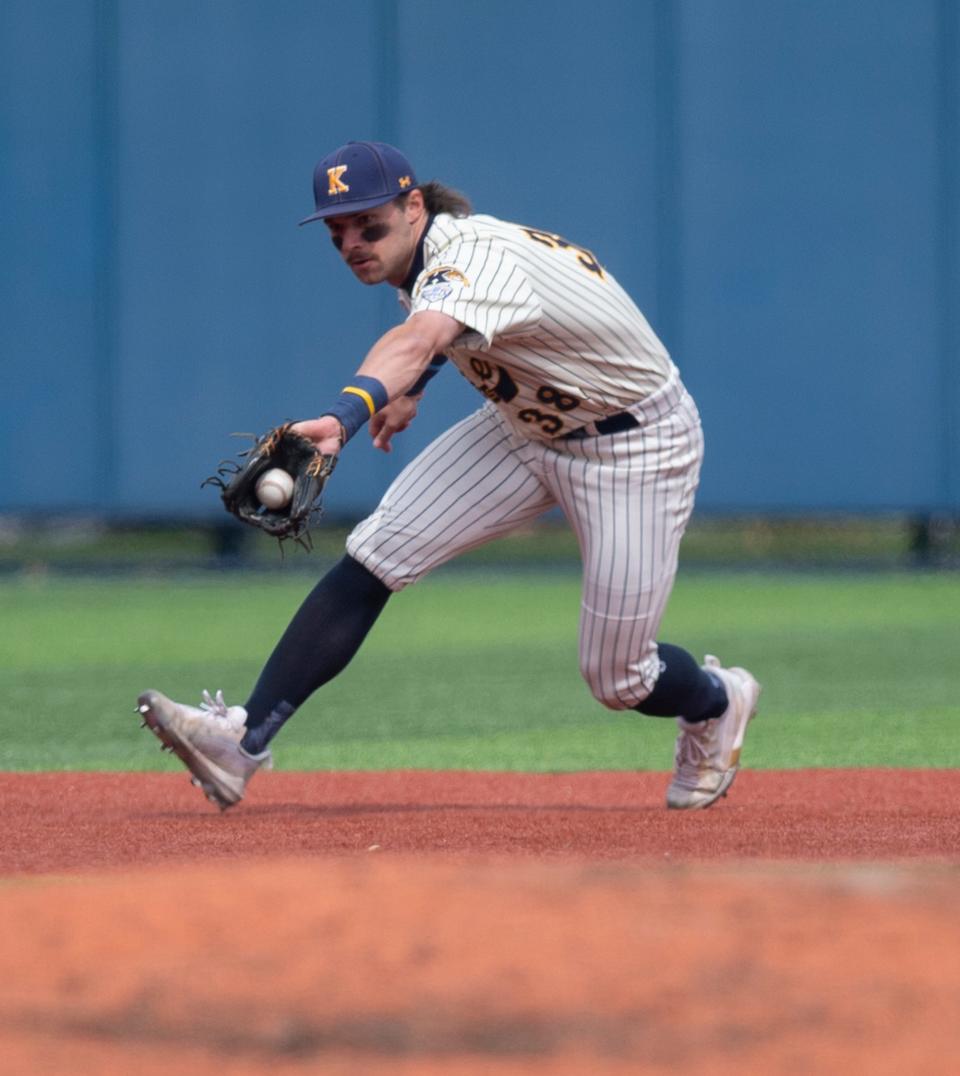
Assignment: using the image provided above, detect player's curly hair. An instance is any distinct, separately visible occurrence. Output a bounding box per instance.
[402,181,472,218]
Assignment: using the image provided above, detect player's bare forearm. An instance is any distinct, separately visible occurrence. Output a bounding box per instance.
[357,311,462,397]
[294,312,461,454]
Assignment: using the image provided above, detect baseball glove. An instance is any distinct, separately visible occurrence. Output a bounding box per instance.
[203,422,337,546]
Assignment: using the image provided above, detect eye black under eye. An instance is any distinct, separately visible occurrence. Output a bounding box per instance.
[331,235,344,250]
[361,223,390,243]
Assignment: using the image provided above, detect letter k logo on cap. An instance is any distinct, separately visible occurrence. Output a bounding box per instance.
[327,165,349,195]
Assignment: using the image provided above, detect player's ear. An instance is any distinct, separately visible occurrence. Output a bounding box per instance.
[401,188,426,221]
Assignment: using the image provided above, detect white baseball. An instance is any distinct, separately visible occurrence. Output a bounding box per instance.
[256,468,294,509]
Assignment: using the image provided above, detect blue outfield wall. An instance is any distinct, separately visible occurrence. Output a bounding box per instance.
[1,0,958,518]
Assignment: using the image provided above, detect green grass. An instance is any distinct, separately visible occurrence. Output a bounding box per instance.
[3,515,958,570]
[0,567,957,772]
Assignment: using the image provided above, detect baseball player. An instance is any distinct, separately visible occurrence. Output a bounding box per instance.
[137,140,760,811]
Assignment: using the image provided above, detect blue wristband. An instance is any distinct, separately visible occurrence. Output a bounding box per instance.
[323,375,388,443]
[406,354,448,397]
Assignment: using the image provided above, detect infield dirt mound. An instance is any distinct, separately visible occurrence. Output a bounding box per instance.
[1,769,958,1074]
[1,856,959,1075]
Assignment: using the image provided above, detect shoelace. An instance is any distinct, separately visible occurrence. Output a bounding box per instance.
[676,718,719,769]
[198,689,245,731]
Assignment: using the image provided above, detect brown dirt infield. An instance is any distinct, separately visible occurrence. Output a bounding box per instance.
[2,769,959,1074]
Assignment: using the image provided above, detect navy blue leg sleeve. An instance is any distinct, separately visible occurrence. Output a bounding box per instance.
[634,642,727,722]
[241,555,391,753]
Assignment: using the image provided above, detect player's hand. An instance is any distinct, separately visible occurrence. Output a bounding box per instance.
[290,416,344,456]
[370,396,420,453]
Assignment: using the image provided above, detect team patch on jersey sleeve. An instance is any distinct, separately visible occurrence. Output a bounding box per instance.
[416,266,470,302]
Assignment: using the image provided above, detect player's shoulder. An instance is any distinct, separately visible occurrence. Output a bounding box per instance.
[428,212,492,244]
[426,212,535,260]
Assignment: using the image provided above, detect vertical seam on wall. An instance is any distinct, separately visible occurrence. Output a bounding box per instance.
[373,0,403,473]
[93,0,119,508]
[654,0,681,360]
[375,0,400,148]
[938,0,958,510]
[375,0,401,341]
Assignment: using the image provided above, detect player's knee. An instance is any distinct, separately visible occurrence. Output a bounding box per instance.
[345,518,412,592]
[579,662,636,711]
[579,650,658,711]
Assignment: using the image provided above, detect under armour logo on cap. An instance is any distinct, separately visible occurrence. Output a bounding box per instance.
[300,141,419,225]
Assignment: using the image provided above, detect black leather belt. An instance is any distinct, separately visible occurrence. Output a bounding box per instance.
[563,411,640,439]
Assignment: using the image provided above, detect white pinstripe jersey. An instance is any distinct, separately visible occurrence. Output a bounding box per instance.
[399,213,676,440]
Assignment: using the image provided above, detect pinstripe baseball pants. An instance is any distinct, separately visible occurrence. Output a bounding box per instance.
[347,374,704,709]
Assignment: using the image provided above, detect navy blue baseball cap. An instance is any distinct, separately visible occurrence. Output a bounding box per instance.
[299,141,418,225]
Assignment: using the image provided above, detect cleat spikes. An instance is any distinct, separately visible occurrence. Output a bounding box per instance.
[136,688,270,811]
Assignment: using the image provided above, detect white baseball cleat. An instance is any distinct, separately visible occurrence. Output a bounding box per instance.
[136,689,272,810]
[666,656,761,810]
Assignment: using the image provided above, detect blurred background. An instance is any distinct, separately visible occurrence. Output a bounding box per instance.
[2,0,958,570]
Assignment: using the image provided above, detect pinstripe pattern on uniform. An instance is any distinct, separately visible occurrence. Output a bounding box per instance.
[430,234,541,346]
[348,210,706,708]
[407,214,674,436]
[347,388,703,710]
[347,406,555,590]
[559,391,703,708]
